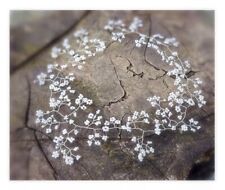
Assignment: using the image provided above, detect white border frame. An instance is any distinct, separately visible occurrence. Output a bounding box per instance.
[1,0,222,190]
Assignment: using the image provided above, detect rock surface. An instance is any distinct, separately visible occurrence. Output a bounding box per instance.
[10,11,214,180]
[10,10,87,71]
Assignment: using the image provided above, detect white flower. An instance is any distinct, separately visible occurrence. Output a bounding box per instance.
[175,106,181,113]
[47,64,54,73]
[131,136,137,142]
[70,90,75,94]
[69,50,75,56]
[110,117,116,122]
[196,126,201,130]
[187,98,195,106]
[149,147,155,153]
[121,125,127,130]
[78,65,83,70]
[140,110,148,117]
[95,121,101,126]
[75,155,81,160]
[60,64,68,69]
[133,111,139,116]
[86,99,93,105]
[128,126,132,132]
[191,128,196,132]
[69,119,74,124]
[172,51,178,56]
[74,28,88,38]
[73,147,79,151]
[52,151,59,158]
[162,119,167,124]
[65,156,74,165]
[37,72,47,85]
[81,105,87,110]
[112,32,125,42]
[177,98,184,104]
[94,140,101,146]
[138,153,144,162]
[84,120,90,126]
[132,115,137,120]
[174,78,181,86]
[83,98,88,103]
[64,116,68,120]
[62,38,70,49]
[115,120,121,125]
[97,116,103,121]
[102,135,108,141]
[129,17,143,32]
[75,99,80,105]
[87,140,92,146]
[51,47,61,58]
[69,76,75,81]
[156,110,161,115]
[169,102,173,107]
[78,94,84,99]
[74,129,79,135]
[88,135,94,139]
[143,118,150,124]
[70,106,75,110]
[181,124,188,131]
[36,110,44,117]
[154,119,159,124]
[151,101,157,107]
[94,133,100,138]
[177,115,182,120]
[147,141,152,144]
[62,129,68,135]
[135,41,142,47]
[104,121,110,125]
[154,128,161,135]
[50,74,55,79]
[67,137,75,143]
[102,126,109,132]
[88,113,94,119]
[171,126,176,130]
[46,128,52,134]
[49,98,60,108]
[189,118,194,123]
[140,149,146,156]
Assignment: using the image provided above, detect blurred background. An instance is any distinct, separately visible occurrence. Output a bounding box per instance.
[10,10,88,72]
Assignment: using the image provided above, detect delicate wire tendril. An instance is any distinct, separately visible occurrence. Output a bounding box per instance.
[35,17,206,165]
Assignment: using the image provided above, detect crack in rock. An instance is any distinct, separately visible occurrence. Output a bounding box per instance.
[186,70,200,78]
[143,15,168,76]
[148,72,167,81]
[105,58,128,107]
[34,131,58,180]
[163,79,169,89]
[126,57,144,78]
[24,77,58,179]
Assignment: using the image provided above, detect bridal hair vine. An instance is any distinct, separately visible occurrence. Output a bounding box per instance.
[35,17,206,165]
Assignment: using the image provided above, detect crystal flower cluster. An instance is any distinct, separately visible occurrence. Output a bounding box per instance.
[51,28,106,70]
[35,17,206,165]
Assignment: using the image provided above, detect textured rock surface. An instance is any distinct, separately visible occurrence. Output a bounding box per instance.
[10,10,87,71]
[10,11,214,180]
